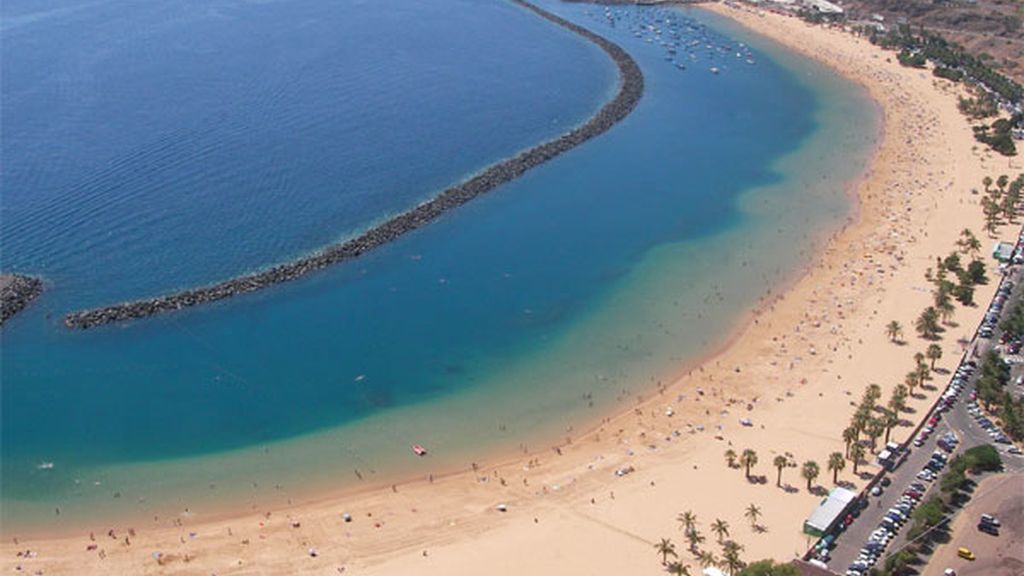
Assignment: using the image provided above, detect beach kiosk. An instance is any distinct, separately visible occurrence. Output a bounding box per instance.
[803,487,857,537]
[992,241,1014,262]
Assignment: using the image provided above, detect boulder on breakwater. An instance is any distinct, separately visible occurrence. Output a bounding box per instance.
[1,274,44,326]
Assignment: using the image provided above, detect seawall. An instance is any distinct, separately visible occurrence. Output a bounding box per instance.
[63,0,644,330]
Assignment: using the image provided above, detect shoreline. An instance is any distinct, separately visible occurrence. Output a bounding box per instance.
[61,0,644,330]
[3,3,1017,575]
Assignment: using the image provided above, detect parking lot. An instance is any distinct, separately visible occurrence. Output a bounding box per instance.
[823,264,1024,575]
[920,473,1024,576]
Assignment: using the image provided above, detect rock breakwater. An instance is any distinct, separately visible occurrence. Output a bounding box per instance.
[1,274,44,326]
[64,0,644,330]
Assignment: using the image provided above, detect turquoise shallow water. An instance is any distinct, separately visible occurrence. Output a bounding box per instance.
[0,0,877,529]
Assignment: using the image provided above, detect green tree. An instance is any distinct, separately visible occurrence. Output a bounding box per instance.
[770,453,786,483]
[881,408,900,445]
[926,343,943,369]
[697,550,718,570]
[842,426,858,458]
[711,518,730,543]
[677,510,697,536]
[885,320,903,342]
[655,538,678,565]
[744,503,762,528]
[740,449,758,479]
[721,540,745,575]
[983,196,1001,235]
[724,449,737,469]
[954,281,976,305]
[888,384,908,414]
[865,383,882,406]
[966,259,987,284]
[915,307,941,339]
[665,561,691,576]
[828,451,845,483]
[850,442,866,474]
[957,228,981,257]
[905,371,920,398]
[866,418,885,452]
[685,528,705,554]
[801,460,819,491]
[736,560,800,576]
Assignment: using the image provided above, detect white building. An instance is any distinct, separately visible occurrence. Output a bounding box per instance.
[802,0,844,15]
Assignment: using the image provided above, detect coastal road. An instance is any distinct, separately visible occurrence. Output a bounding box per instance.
[828,264,1024,572]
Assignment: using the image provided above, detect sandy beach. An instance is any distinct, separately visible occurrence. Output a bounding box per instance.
[4,3,1021,575]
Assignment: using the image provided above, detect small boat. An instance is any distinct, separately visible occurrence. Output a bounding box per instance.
[710,67,720,75]
[412,444,428,456]
[37,461,54,470]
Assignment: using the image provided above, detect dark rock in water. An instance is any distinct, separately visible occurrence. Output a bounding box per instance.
[1,274,44,326]
[63,0,645,330]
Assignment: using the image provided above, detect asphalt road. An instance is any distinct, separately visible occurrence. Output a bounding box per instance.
[828,265,1024,573]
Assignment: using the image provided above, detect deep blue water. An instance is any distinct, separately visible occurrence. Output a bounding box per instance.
[0,0,874,524]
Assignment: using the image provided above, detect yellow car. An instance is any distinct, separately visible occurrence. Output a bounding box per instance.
[957,547,976,561]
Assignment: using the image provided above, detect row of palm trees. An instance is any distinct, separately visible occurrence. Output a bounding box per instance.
[979,174,1024,236]
[656,508,755,574]
[723,445,849,491]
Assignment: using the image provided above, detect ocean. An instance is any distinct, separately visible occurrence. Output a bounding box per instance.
[0,0,878,529]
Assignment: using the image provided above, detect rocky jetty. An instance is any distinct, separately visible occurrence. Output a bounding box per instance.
[1,274,44,326]
[63,0,645,330]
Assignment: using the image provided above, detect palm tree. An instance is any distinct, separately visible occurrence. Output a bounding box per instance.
[665,561,690,576]
[677,511,697,536]
[866,418,885,452]
[963,229,981,258]
[916,362,931,387]
[724,448,737,469]
[983,197,1000,235]
[851,407,870,438]
[885,320,903,342]
[915,307,940,339]
[801,460,820,491]
[905,371,919,398]
[914,351,927,370]
[655,538,677,565]
[740,449,758,479]
[888,384,908,414]
[744,504,762,528]
[710,519,730,543]
[842,426,858,457]
[938,299,956,325]
[850,443,866,474]
[828,451,845,483]
[997,174,1009,195]
[685,528,705,554]
[983,175,993,195]
[720,540,744,575]
[926,344,943,370]
[881,408,899,445]
[865,383,882,405]
[958,229,981,257]
[697,550,718,570]
[773,454,790,487]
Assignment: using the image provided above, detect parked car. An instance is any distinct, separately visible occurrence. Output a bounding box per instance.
[978,522,1000,536]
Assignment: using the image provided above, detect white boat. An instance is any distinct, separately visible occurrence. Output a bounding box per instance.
[37,461,54,470]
